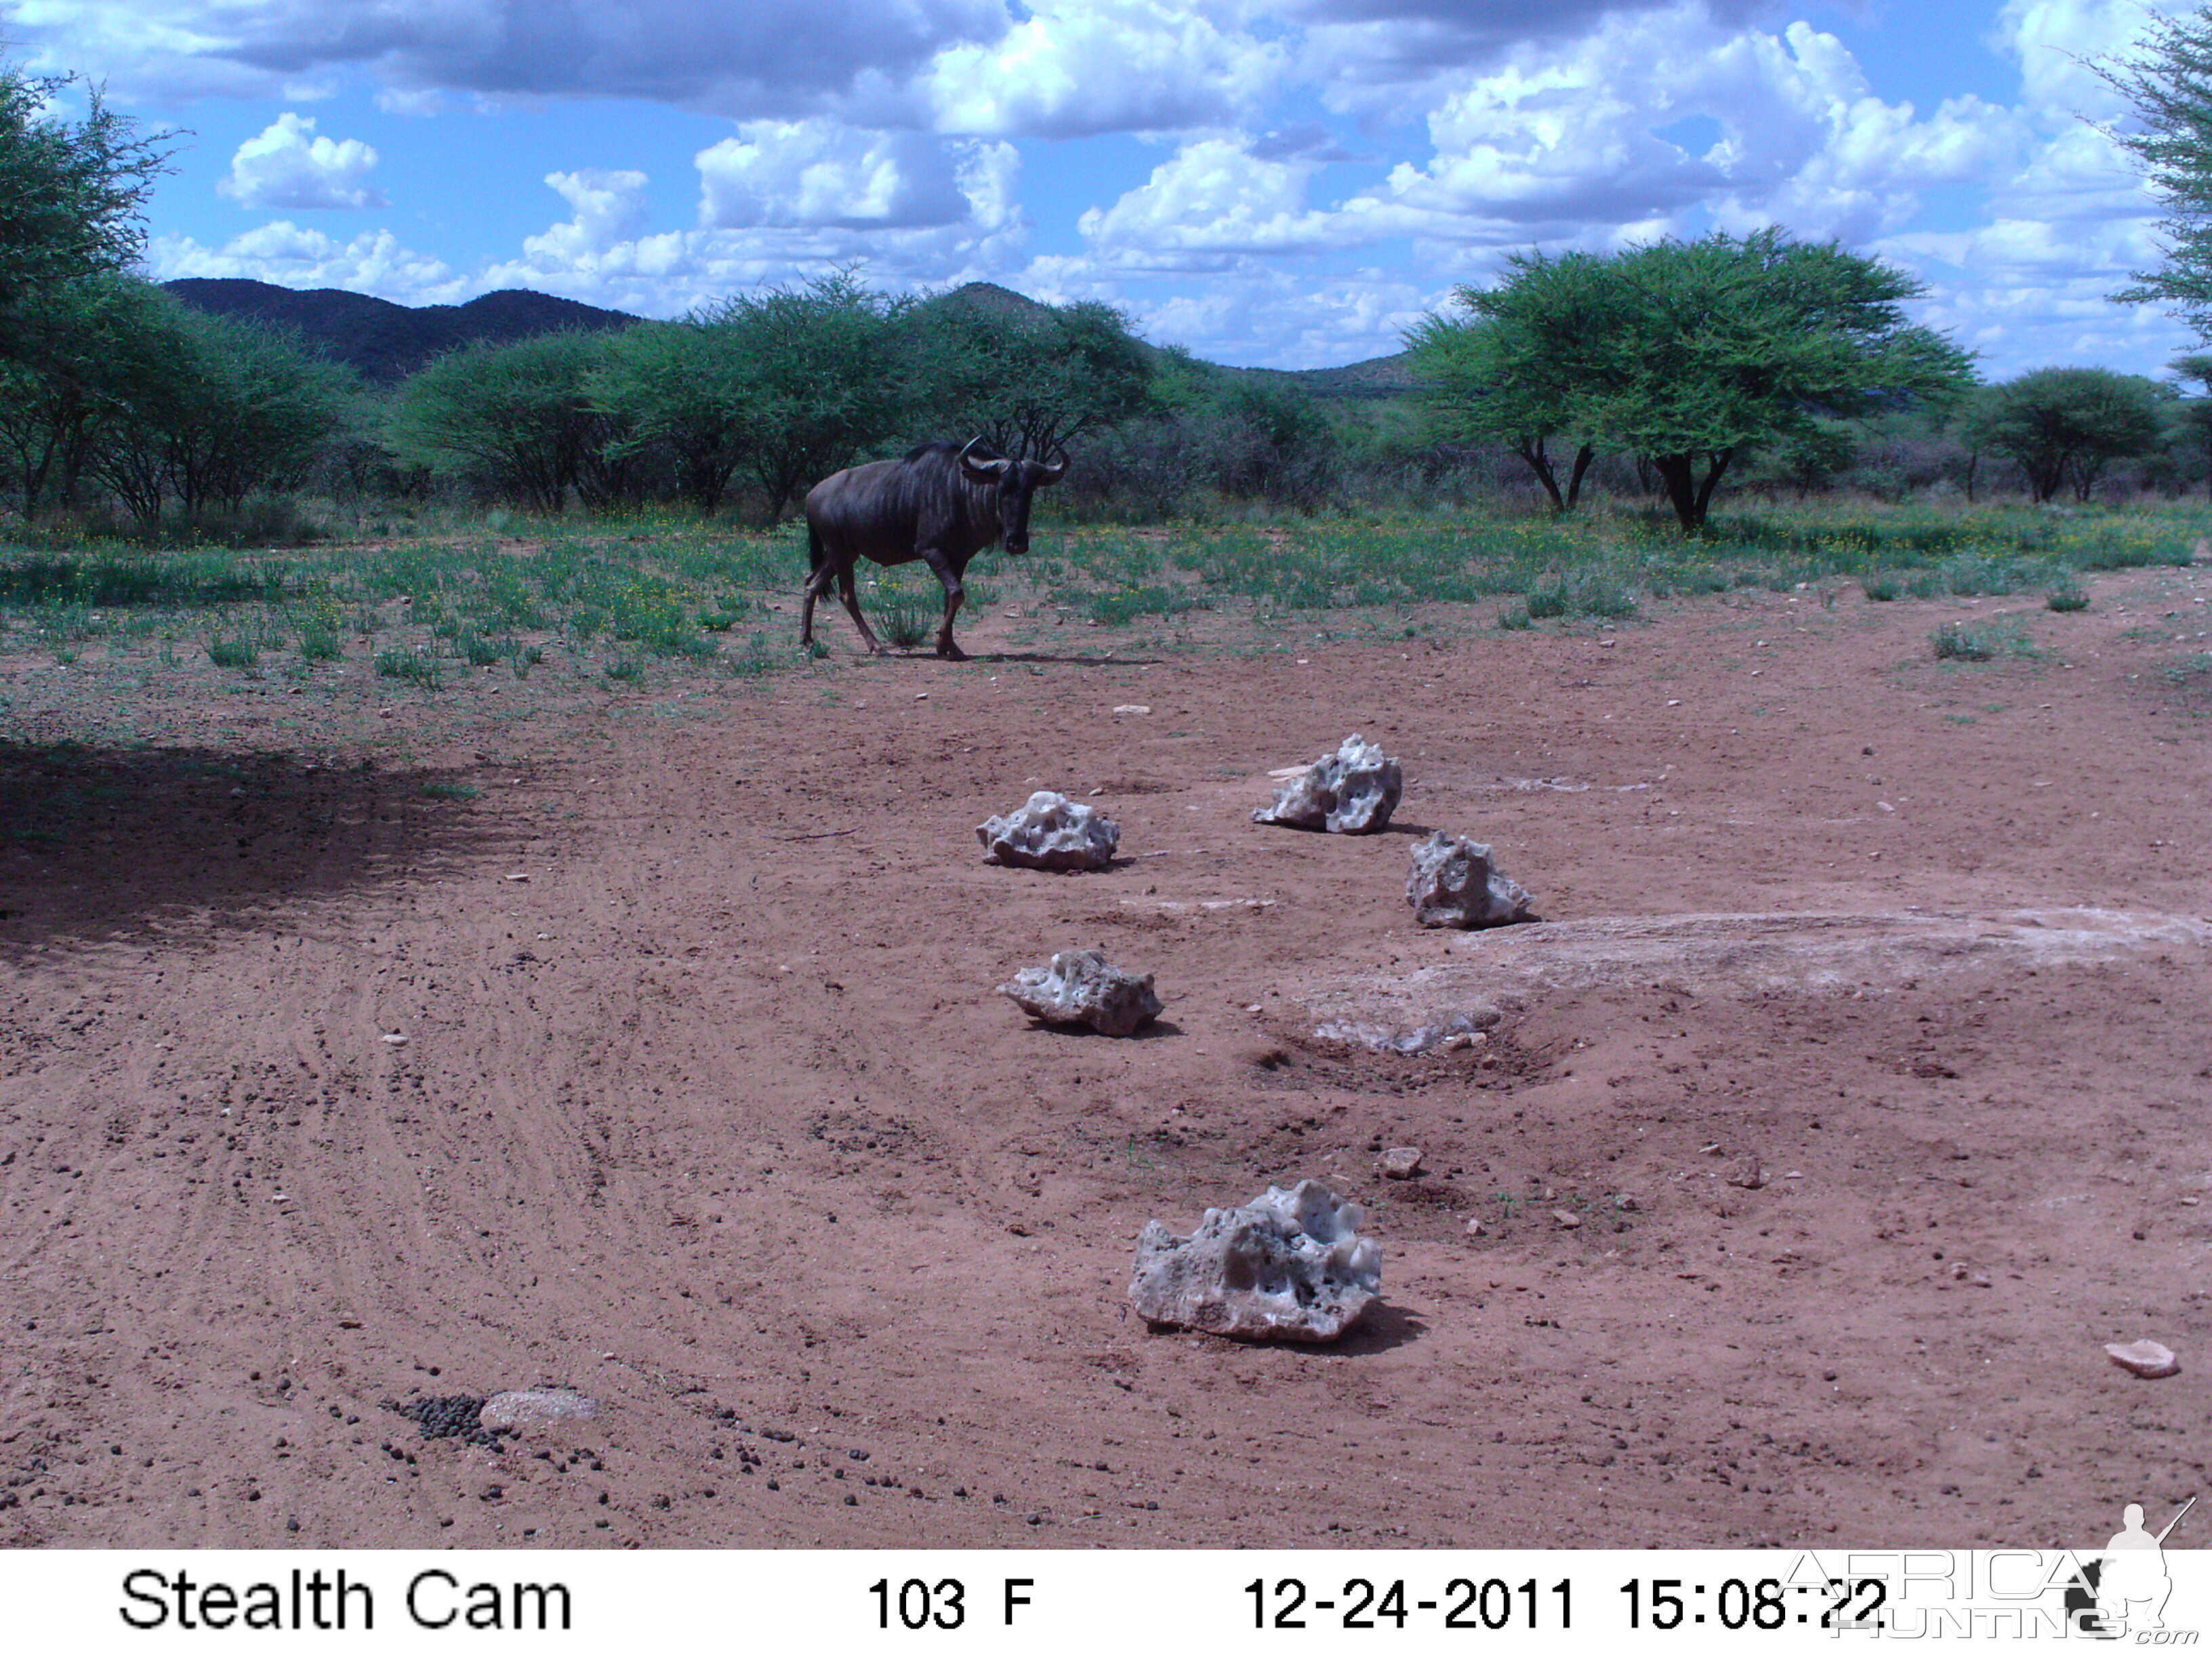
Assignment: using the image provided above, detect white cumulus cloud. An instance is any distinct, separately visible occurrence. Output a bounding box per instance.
[217,112,386,210]
[149,221,468,303]
[697,121,972,229]
[924,0,1282,138]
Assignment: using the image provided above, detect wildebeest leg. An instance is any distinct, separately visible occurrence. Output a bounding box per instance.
[835,565,884,655]
[920,548,967,660]
[801,558,882,655]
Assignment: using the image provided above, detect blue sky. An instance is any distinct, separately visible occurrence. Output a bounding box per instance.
[10,0,2202,377]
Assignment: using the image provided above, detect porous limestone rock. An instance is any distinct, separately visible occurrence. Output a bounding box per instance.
[1129,1179,1381,1343]
[1406,830,1536,928]
[998,948,1162,1036]
[478,1389,601,1431]
[2105,1339,2180,1379]
[1253,735,1402,834]
[978,790,1120,871]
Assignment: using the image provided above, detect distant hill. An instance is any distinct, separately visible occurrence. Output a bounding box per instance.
[161,280,639,384]
[1237,354,1414,403]
[162,276,1412,399]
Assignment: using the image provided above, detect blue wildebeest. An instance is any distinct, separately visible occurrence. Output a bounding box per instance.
[801,437,1067,661]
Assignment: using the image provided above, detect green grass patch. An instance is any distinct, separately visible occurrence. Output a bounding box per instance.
[375,647,443,689]
[419,781,480,801]
[2046,580,2091,612]
[207,635,258,670]
[1932,617,2038,662]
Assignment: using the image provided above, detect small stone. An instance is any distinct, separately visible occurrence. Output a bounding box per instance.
[382,1033,408,1046]
[2105,1340,2180,1378]
[1616,1195,1640,1212]
[504,872,530,882]
[1405,831,1536,928]
[1112,704,1151,714]
[479,1389,601,1430]
[1464,1216,1486,1237]
[1376,1147,1424,1180]
[998,949,1162,1037]
[1551,1209,1581,1229]
[978,790,1120,872]
[1130,1180,1380,1343]
[1726,1161,1768,1190]
[1253,735,1402,834]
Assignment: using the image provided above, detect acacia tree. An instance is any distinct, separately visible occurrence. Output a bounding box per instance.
[1955,368,2169,503]
[388,331,630,512]
[705,274,915,521]
[907,290,1154,459]
[586,317,756,513]
[2169,352,2212,496]
[0,66,173,353]
[1406,250,1611,511]
[1416,230,1972,531]
[2100,10,2212,332]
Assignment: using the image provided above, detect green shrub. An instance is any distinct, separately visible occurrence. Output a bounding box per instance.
[375,647,442,689]
[419,781,480,801]
[1496,605,1534,630]
[2047,581,2090,612]
[207,635,257,669]
[606,657,644,682]
[1862,573,1901,601]
[1932,623,1992,661]
[300,625,342,661]
[869,595,928,649]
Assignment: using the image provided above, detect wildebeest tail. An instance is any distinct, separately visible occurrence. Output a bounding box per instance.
[807,519,827,576]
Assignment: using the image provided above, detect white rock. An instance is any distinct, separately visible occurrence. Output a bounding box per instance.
[1376,1147,1425,1180]
[1464,1216,1486,1237]
[2105,1339,2180,1378]
[1551,1208,1582,1229]
[998,948,1162,1036]
[478,1389,601,1429]
[1130,1180,1381,1343]
[1254,735,1403,834]
[1405,831,1536,928]
[978,790,1120,872]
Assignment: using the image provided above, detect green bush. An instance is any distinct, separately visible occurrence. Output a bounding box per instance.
[2047,581,2090,612]
[375,647,441,689]
[207,634,256,668]
[1932,621,1996,661]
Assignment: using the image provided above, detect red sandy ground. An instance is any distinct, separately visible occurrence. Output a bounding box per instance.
[3,563,2209,1549]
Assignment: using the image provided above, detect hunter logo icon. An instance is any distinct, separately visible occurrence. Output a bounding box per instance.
[2062,1495,2195,1637]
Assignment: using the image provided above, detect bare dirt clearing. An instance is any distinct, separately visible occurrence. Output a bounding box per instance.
[3,564,2210,1549]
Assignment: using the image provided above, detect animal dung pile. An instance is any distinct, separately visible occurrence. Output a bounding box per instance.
[977,790,1120,871]
[383,1395,513,1448]
[1129,1179,1381,1343]
[1253,734,1402,834]
[1406,830,1536,928]
[998,947,1162,1036]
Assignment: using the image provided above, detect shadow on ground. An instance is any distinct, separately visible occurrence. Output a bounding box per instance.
[0,742,518,949]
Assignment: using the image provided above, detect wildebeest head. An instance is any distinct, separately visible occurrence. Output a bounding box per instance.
[958,436,1067,556]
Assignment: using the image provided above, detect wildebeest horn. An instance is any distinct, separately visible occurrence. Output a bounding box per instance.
[958,435,1010,478]
[1036,443,1069,482]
